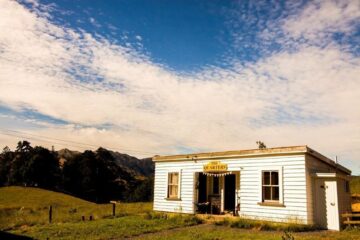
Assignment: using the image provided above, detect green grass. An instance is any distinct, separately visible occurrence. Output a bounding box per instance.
[350,176,360,195]
[0,186,152,230]
[214,217,318,232]
[135,224,360,240]
[10,214,202,240]
[2,186,360,240]
[0,186,203,239]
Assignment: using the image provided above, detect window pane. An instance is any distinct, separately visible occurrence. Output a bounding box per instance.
[169,173,179,185]
[271,171,279,185]
[173,186,177,197]
[169,186,173,196]
[272,186,279,200]
[172,173,178,184]
[168,174,172,184]
[263,186,271,200]
[263,172,270,185]
[170,186,173,196]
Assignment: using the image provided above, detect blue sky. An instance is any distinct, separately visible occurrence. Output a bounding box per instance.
[0,0,359,174]
[38,0,233,71]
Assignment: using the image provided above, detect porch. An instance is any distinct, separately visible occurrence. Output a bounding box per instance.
[194,171,240,215]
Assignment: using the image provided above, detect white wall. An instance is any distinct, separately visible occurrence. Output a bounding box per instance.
[154,154,309,223]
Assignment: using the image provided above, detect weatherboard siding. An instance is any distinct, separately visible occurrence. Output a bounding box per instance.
[153,155,309,223]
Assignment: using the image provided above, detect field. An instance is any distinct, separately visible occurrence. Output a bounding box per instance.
[1,186,360,240]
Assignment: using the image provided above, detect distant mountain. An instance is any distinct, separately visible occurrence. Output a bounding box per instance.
[57,148,81,167]
[56,148,154,177]
[57,148,81,159]
[110,152,154,177]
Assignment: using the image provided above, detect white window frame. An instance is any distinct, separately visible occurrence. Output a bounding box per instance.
[258,166,283,205]
[166,170,182,200]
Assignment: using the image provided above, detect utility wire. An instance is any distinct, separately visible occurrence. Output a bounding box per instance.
[0,128,157,155]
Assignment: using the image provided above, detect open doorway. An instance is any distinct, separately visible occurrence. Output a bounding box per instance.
[224,174,236,212]
[198,173,207,203]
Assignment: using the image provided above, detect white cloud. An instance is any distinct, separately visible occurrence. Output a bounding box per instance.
[0,0,359,173]
[283,0,360,42]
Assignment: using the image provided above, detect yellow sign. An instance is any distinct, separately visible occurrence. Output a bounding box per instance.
[203,161,228,173]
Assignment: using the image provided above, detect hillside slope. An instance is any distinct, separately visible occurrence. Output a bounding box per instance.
[0,186,152,230]
[0,186,94,209]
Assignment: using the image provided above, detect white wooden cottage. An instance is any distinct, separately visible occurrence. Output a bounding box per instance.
[152,146,352,230]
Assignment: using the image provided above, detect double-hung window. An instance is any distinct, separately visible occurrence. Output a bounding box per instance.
[262,170,279,202]
[167,172,179,199]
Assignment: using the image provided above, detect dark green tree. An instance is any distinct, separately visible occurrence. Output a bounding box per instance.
[0,146,13,186]
[23,146,60,188]
[63,148,133,202]
[128,177,154,202]
[8,141,33,185]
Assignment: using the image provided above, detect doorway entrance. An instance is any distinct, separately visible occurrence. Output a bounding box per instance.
[198,173,207,203]
[224,174,236,212]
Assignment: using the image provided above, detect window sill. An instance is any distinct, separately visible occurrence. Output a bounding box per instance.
[257,202,285,207]
[165,197,182,201]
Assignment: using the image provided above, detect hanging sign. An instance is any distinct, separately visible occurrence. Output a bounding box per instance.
[203,161,228,173]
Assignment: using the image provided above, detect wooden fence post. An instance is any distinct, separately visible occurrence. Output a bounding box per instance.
[110,201,117,217]
[49,205,52,223]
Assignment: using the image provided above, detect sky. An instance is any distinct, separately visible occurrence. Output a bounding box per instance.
[0,0,359,174]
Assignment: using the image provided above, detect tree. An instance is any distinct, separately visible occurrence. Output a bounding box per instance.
[256,141,267,149]
[0,146,13,186]
[16,140,33,153]
[63,148,139,203]
[127,177,154,202]
[23,146,61,188]
[8,141,33,185]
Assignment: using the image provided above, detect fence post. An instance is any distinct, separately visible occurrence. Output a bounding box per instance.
[49,205,52,223]
[110,201,116,217]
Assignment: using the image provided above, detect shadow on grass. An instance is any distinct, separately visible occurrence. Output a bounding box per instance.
[0,231,33,239]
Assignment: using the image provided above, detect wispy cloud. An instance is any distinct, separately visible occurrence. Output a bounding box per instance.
[0,0,359,172]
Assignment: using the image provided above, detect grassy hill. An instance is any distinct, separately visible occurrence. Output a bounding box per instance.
[0,186,152,230]
[0,187,201,240]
